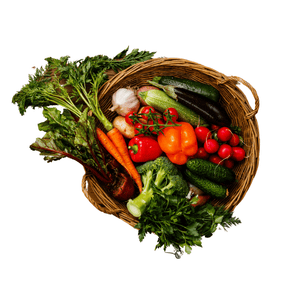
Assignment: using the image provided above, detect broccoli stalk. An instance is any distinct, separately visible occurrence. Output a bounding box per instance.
[127,167,155,218]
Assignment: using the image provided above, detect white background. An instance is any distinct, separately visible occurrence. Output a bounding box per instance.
[1,1,299,299]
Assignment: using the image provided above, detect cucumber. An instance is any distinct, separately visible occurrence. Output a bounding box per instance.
[184,169,228,199]
[187,158,235,184]
[138,89,208,127]
[153,76,220,102]
[148,81,231,127]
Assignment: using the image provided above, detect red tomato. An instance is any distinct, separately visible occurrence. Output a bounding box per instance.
[163,108,179,122]
[140,106,156,120]
[195,126,212,143]
[125,111,136,125]
[134,123,145,136]
[148,119,165,135]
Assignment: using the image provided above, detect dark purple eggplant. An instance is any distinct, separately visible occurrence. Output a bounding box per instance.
[174,88,231,127]
[148,80,231,127]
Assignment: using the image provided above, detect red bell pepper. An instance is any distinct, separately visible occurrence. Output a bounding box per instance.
[128,136,162,163]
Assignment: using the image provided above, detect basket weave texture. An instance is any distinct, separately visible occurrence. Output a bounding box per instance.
[81,58,260,228]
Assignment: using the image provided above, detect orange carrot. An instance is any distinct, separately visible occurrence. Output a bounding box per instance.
[96,128,126,169]
[107,128,143,193]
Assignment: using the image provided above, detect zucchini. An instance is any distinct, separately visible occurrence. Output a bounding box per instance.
[184,169,228,199]
[148,81,231,127]
[138,89,208,127]
[153,76,220,102]
[186,158,236,184]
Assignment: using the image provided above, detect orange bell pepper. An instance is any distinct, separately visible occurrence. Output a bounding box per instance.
[157,122,198,165]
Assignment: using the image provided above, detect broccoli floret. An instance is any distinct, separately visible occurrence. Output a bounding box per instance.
[127,156,189,218]
[153,156,180,188]
[160,174,189,197]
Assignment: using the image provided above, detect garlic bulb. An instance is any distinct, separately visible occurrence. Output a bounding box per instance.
[110,88,140,116]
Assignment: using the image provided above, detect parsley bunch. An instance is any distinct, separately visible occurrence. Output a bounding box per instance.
[135,194,241,258]
[12,47,156,115]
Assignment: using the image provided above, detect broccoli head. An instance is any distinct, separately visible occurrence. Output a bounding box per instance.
[160,174,189,197]
[127,156,189,218]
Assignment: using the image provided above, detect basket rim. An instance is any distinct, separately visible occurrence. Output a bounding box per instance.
[101,57,260,119]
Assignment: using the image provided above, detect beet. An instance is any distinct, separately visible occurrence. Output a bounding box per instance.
[112,172,135,201]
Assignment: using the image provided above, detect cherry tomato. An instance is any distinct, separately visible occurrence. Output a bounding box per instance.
[148,119,164,135]
[134,123,145,136]
[125,111,136,125]
[163,108,179,122]
[140,106,156,120]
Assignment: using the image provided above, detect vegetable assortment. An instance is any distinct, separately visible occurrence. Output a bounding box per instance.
[12,48,245,258]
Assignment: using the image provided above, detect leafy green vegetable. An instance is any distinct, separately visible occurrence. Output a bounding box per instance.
[135,197,241,258]
[31,106,111,183]
[12,47,156,115]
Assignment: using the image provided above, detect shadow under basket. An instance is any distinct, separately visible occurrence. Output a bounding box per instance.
[81,57,260,228]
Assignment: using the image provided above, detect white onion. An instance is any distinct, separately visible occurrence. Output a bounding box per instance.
[109,88,140,116]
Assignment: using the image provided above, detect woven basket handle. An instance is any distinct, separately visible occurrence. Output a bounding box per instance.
[219,76,260,119]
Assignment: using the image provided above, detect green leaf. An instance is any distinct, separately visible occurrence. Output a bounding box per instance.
[187,222,199,237]
[184,244,192,254]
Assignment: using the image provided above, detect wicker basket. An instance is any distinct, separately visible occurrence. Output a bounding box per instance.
[81,57,260,228]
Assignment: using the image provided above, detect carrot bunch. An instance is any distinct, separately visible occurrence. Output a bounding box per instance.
[96,127,143,193]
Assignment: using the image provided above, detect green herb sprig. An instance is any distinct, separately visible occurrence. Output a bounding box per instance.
[135,195,241,258]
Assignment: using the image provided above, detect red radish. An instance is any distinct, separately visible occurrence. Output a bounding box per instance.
[217,127,232,142]
[136,86,159,105]
[195,126,212,143]
[209,154,224,165]
[196,147,210,159]
[218,144,233,159]
[191,195,211,207]
[224,159,235,169]
[211,124,220,131]
[231,147,246,161]
[229,133,240,146]
[204,139,219,153]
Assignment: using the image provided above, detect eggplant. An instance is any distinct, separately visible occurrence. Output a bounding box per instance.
[148,80,231,127]
[174,88,231,127]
